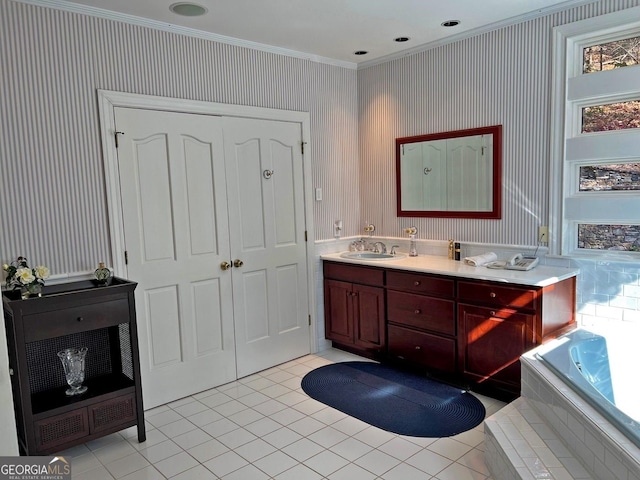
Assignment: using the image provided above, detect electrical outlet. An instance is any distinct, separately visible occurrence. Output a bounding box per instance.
[539,226,549,243]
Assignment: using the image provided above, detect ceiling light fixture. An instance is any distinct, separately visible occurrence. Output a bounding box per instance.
[394,37,410,42]
[441,20,461,27]
[169,2,208,16]
[354,50,368,56]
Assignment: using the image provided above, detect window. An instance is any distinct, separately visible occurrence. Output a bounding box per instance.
[550,8,640,257]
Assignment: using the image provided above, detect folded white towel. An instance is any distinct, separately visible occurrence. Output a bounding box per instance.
[463,252,498,267]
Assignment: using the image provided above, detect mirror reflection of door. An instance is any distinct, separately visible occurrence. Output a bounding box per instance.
[447,134,492,211]
[400,134,492,211]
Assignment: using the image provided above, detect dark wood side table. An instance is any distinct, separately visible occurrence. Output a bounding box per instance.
[2,277,145,455]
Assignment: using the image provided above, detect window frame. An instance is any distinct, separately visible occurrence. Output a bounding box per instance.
[549,7,640,259]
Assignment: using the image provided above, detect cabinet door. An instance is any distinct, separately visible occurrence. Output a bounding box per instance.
[324,279,353,344]
[352,284,385,350]
[458,303,535,390]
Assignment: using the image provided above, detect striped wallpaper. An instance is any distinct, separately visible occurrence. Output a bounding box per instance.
[1,0,639,277]
[358,0,640,246]
[0,0,358,274]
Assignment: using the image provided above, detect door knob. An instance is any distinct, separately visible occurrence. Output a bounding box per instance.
[233,259,244,268]
[220,261,231,271]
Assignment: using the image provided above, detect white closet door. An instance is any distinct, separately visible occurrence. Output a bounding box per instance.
[115,108,236,408]
[223,117,311,378]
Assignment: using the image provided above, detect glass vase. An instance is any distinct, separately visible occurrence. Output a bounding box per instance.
[57,347,88,396]
[20,283,42,299]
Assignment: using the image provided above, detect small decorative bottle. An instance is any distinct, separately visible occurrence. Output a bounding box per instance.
[454,242,461,261]
[94,262,111,286]
[448,240,455,260]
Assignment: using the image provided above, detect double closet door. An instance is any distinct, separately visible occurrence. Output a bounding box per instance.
[114,108,310,408]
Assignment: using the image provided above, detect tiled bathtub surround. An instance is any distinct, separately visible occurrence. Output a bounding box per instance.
[521,353,640,480]
[485,349,640,480]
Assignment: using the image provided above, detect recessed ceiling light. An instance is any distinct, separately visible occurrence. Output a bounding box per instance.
[354,50,368,56]
[394,37,410,42]
[441,20,461,27]
[169,2,208,16]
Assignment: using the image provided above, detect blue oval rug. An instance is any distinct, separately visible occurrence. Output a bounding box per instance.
[301,361,486,437]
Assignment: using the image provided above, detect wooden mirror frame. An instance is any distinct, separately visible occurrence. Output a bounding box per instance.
[396,125,502,219]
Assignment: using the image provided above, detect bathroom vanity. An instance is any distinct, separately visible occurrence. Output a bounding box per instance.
[322,253,578,399]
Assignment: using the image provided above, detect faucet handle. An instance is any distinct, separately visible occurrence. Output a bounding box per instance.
[390,245,400,255]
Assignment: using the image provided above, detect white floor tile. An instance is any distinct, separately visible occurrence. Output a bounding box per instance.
[60,349,495,480]
[154,451,199,478]
[377,462,431,480]
[330,437,374,462]
[353,449,401,476]
[171,400,209,417]
[251,450,298,477]
[157,418,197,438]
[377,437,423,460]
[169,464,217,480]
[304,449,350,477]
[405,449,453,476]
[72,464,115,480]
[137,440,183,464]
[433,461,488,480]
[222,463,270,480]
[262,426,303,448]
[186,438,229,463]
[217,427,258,449]
[281,437,325,462]
[172,428,213,450]
[120,465,165,480]
[203,450,248,477]
[307,426,349,448]
[327,462,377,480]
[104,452,150,478]
[233,438,278,463]
[274,463,323,480]
[428,437,473,461]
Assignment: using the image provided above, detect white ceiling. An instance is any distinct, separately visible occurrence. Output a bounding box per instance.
[42,0,592,66]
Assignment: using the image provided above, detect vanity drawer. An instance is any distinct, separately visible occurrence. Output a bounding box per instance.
[387,291,455,336]
[388,324,456,373]
[386,271,454,297]
[23,299,130,342]
[323,262,384,287]
[457,281,539,311]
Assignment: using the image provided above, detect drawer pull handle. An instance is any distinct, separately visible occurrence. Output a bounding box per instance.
[415,345,421,350]
[414,309,421,314]
[77,317,84,322]
[489,292,496,298]
[490,311,496,316]
[414,281,421,286]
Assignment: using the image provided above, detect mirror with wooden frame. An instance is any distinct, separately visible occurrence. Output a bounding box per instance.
[396,125,502,219]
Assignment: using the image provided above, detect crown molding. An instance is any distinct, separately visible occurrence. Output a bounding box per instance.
[13,0,358,69]
[356,0,598,69]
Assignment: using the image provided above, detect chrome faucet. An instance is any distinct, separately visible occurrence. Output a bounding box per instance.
[390,245,400,255]
[373,242,387,254]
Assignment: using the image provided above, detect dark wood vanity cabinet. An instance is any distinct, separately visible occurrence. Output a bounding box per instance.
[386,271,457,374]
[323,263,385,353]
[2,278,145,455]
[457,278,576,397]
[323,260,576,399]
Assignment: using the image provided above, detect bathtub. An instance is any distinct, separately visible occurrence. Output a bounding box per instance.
[535,327,640,449]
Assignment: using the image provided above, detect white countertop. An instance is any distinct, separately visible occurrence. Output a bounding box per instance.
[321,252,579,287]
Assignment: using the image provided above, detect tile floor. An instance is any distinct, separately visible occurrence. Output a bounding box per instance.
[60,349,505,480]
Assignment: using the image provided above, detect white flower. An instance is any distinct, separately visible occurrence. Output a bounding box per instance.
[34,265,50,280]
[15,267,35,285]
[2,264,8,271]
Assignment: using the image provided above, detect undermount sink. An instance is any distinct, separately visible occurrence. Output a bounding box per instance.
[340,252,407,260]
